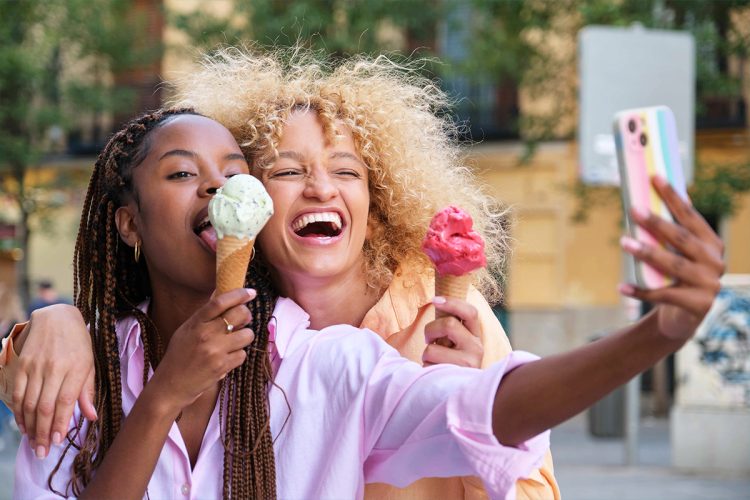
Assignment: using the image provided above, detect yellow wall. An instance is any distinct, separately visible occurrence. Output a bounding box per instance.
[471,142,622,310]
[469,134,750,312]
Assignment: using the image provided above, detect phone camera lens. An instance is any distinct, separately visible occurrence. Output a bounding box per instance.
[639,133,648,146]
[628,119,637,133]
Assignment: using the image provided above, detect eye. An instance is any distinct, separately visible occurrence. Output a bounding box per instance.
[225,170,246,179]
[269,168,304,178]
[167,171,195,180]
[335,169,362,178]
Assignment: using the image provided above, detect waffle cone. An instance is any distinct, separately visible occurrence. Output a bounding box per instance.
[434,273,473,319]
[216,236,254,294]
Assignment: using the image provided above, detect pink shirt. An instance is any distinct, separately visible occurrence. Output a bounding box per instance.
[15,298,549,499]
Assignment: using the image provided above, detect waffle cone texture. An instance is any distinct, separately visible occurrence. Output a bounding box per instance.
[434,273,473,319]
[216,236,254,294]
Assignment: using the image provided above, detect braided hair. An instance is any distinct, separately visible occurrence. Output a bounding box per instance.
[50,108,277,498]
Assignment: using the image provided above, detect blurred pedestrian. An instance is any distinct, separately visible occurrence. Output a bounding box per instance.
[26,280,69,316]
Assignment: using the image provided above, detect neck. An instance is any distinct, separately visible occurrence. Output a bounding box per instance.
[274,270,381,330]
[148,282,211,345]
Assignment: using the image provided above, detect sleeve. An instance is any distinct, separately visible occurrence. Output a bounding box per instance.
[0,322,25,406]
[362,349,550,500]
[14,407,85,499]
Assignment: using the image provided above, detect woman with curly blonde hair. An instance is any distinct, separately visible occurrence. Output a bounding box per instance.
[172,46,559,499]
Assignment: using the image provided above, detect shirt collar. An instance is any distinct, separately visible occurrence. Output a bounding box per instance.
[118,300,150,351]
[270,297,312,361]
[117,300,150,397]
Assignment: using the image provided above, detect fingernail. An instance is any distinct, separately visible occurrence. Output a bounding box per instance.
[52,432,62,445]
[245,288,257,299]
[432,296,446,305]
[618,283,636,296]
[92,408,98,420]
[35,445,46,459]
[620,236,643,253]
[18,423,26,434]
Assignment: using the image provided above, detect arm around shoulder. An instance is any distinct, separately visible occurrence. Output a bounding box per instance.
[3,304,96,459]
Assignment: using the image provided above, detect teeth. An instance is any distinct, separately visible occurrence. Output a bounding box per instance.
[292,212,342,232]
[194,216,211,232]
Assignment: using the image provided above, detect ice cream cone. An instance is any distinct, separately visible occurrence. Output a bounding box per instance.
[216,236,254,294]
[434,273,473,319]
[432,272,473,347]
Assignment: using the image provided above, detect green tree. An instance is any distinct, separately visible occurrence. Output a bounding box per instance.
[170,0,442,56]
[0,0,159,306]
[170,0,750,222]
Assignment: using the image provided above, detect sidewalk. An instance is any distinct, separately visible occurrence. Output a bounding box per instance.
[552,413,750,500]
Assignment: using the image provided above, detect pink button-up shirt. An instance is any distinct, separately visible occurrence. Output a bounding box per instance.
[15,298,549,499]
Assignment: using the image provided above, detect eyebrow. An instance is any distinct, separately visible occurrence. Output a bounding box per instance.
[329,151,365,166]
[278,150,365,166]
[277,150,306,163]
[159,149,247,162]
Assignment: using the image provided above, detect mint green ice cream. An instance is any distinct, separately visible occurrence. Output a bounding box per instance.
[209,174,274,240]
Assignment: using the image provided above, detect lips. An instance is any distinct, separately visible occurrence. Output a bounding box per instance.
[291,211,343,238]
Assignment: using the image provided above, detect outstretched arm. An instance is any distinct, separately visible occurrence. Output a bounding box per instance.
[491,176,723,446]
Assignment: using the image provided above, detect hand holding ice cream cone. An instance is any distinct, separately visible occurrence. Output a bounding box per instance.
[209,174,273,294]
[422,205,486,346]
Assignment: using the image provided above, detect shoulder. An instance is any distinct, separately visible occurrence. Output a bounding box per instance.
[314,325,393,366]
[301,325,404,389]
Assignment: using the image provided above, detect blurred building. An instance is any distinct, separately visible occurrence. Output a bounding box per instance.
[6,0,750,355]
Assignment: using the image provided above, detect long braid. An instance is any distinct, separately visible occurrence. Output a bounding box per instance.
[221,259,277,499]
[51,108,277,498]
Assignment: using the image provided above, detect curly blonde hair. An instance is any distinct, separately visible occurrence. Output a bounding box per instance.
[171,45,510,303]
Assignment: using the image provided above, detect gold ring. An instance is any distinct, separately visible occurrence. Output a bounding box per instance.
[221,316,234,333]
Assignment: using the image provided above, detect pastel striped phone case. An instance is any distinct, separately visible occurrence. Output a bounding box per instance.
[613,106,688,289]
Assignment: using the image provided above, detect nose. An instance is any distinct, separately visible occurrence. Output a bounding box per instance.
[303,171,338,201]
[199,170,226,197]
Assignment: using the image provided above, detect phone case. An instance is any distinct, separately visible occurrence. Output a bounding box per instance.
[613,106,687,289]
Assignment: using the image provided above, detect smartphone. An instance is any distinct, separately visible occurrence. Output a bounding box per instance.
[613,105,688,289]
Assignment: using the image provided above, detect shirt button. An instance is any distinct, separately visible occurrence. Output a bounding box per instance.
[181,483,190,496]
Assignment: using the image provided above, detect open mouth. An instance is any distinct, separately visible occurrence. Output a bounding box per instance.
[193,214,217,252]
[292,212,343,238]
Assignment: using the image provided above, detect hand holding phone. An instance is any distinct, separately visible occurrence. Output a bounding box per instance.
[613,105,688,289]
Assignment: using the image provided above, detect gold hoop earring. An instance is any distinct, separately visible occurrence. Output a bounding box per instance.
[134,240,141,263]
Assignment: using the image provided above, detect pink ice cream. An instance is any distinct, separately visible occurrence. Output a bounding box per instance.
[421,205,486,276]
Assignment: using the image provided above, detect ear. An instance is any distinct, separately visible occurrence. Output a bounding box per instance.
[115,204,140,248]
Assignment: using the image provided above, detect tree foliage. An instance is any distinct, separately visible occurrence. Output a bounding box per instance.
[170,0,750,221]
[0,0,158,305]
[170,0,442,56]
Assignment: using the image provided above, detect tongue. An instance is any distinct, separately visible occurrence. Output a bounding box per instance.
[199,226,218,253]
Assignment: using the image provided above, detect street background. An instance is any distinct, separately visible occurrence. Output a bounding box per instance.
[2,1,750,498]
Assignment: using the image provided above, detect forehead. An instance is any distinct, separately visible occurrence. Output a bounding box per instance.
[280,110,356,148]
[148,114,240,154]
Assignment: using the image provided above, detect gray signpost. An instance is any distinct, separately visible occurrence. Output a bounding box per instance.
[578,24,695,465]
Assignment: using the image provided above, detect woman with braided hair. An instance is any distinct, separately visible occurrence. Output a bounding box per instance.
[14,109,278,498]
